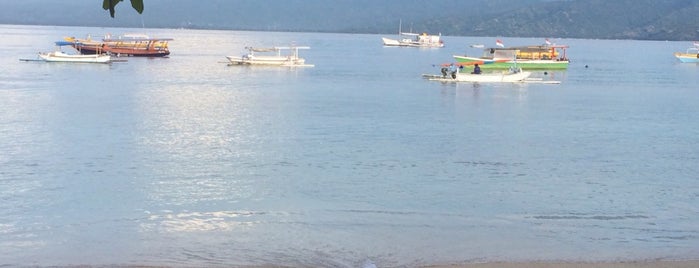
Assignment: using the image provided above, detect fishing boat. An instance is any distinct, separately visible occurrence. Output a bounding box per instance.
[36,41,111,63]
[38,51,111,63]
[674,42,699,63]
[382,33,444,48]
[64,34,172,57]
[226,46,314,67]
[453,42,569,69]
[381,21,444,48]
[423,64,532,83]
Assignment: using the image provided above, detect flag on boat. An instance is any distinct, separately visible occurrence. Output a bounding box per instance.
[496,39,504,47]
[545,38,552,45]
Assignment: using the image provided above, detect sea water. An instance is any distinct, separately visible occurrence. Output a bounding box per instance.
[0,24,698,267]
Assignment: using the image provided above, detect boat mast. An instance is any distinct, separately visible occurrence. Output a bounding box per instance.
[398,19,402,35]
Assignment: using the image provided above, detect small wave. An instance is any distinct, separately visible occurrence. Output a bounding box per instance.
[454,160,524,167]
[533,214,649,220]
[654,235,694,241]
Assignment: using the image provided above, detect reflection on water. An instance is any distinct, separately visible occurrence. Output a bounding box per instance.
[142,210,264,232]
[1,25,699,267]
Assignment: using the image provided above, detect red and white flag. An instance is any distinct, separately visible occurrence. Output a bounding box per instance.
[545,38,552,45]
[496,39,504,47]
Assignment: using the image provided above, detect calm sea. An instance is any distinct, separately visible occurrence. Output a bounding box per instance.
[1,24,698,267]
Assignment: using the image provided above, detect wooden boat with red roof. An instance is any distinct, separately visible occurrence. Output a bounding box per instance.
[64,34,172,57]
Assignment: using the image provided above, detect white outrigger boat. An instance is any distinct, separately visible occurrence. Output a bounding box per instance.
[424,63,532,83]
[38,51,111,63]
[226,46,313,67]
[36,41,111,63]
[424,58,561,84]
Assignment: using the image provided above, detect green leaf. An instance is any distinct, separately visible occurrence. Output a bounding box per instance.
[130,0,144,14]
[103,0,142,18]
[103,0,124,18]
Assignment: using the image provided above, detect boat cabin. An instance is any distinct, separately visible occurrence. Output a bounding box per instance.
[483,45,568,61]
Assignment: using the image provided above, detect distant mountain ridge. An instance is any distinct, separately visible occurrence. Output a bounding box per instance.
[1,0,697,40]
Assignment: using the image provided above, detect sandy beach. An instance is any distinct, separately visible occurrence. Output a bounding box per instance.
[423,260,699,268]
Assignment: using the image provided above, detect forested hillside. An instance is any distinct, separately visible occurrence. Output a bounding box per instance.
[0,0,697,40]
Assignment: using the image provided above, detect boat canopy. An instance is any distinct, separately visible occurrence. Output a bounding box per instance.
[54,41,75,46]
[274,46,310,50]
[103,37,173,42]
[246,47,310,52]
[486,49,517,60]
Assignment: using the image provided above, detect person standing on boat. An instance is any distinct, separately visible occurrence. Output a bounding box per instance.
[471,64,482,74]
[448,63,458,79]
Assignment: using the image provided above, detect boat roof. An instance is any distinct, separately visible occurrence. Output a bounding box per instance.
[400,32,438,36]
[246,46,310,52]
[274,46,310,50]
[103,37,173,42]
[487,45,569,50]
[246,47,277,52]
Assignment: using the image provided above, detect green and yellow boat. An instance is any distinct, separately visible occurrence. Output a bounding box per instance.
[453,44,570,70]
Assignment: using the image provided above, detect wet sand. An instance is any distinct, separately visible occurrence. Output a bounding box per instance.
[423,260,699,268]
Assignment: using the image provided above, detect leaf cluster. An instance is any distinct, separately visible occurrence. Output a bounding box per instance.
[102,0,144,18]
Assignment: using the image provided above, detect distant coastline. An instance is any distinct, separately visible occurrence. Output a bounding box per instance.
[1,0,698,41]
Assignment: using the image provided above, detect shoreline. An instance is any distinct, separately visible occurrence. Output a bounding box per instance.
[422,260,699,268]
[10,260,699,267]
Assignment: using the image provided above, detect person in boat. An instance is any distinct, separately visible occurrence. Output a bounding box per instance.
[471,64,482,74]
[448,63,458,79]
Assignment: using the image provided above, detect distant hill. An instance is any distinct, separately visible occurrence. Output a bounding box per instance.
[0,0,697,40]
[459,0,699,40]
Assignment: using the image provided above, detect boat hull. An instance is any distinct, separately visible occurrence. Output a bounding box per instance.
[38,51,111,63]
[66,37,171,57]
[73,44,170,57]
[382,35,444,48]
[453,55,569,69]
[226,46,313,67]
[425,71,532,83]
[225,56,310,67]
[382,37,402,46]
[674,52,699,63]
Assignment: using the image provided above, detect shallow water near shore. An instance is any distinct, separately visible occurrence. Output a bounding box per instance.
[1,24,698,267]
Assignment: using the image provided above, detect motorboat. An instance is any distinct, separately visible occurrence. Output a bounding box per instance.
[381,21,444,48]
[674,43,699,63]
[382,33,444,48]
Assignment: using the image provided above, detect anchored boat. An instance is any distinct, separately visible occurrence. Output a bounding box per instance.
[226,46,313,67]
[36,41,111,63]
[424,63,531,83]
[65,34,172,57]
[381,21,444,48]
[674,42,699,63]
[454,42,569,70]
[423,61,560,84]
